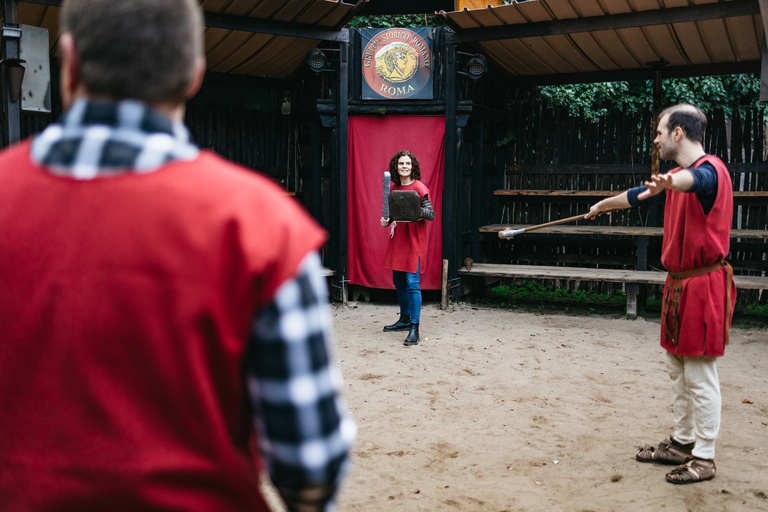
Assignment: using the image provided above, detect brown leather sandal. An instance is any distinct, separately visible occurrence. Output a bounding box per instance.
[636,436,694,465]
[665,458,716,484]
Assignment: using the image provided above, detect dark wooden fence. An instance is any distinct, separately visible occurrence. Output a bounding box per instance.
[184,103,290,186]
[466,100,767,305]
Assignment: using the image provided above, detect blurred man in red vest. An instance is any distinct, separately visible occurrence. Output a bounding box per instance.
[0,0,355,510]
[586,104,735,484]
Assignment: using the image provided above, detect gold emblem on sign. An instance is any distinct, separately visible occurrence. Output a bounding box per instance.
[375,43,419,84]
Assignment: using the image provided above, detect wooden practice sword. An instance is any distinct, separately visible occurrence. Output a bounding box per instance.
[498,211,612,239]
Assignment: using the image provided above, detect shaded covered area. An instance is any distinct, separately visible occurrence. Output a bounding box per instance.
[1,0,766,306]
[441,0,762,86]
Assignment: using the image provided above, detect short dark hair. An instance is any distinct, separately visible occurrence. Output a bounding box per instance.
[61,0,203,104]
[388,150,421,185]
[660,104,707,145]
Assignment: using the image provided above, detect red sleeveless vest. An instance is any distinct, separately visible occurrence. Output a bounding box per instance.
[384,180,429,274]
[660,155,735,356]
[0,141,326,511]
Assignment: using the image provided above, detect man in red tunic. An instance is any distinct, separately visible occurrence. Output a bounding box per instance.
[586,104,735,484]
[0,1,355,510]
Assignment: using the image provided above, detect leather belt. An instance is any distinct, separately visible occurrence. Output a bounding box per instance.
[662,260,733,346]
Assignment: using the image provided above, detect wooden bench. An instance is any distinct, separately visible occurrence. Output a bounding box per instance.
[458,263,768,319]
[480,224,767,272]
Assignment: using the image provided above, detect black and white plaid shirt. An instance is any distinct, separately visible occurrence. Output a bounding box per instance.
[32,99,355,511]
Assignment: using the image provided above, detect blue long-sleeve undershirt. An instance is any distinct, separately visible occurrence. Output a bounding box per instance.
[626,158,718,215]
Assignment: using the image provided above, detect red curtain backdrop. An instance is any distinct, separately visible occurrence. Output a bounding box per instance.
[347,115,445,290]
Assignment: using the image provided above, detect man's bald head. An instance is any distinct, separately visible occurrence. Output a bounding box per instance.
[659,104,707,145]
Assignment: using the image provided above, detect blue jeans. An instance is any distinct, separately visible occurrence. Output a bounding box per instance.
[392,259,421,325]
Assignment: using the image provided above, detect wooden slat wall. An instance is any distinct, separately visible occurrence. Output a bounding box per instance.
[184,103,290,184]
[480,101,767,304]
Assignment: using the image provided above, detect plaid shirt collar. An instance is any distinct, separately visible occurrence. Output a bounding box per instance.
[31,98,199,180]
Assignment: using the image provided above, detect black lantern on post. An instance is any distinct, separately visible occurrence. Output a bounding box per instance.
[1,57,26,102]
[457,52,487,80]
[306,48,330,73]
[466,54,488,80]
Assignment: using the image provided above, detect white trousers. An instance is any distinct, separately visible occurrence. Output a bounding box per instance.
[666,352,721,460]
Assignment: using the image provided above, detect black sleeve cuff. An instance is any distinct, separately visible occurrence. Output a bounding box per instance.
[626,186,646,207]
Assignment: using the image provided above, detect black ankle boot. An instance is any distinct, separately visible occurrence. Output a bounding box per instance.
[384,314,411,332]
[404,323,419,345]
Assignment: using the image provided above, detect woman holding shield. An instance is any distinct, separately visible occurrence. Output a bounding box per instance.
[380,149,434,346]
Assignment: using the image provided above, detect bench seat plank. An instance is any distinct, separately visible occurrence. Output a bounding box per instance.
[458,263,768,290]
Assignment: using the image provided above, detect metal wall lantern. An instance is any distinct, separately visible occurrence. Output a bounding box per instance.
[306,48,342,74]
[306,48,330,73]
[1,58,26,102]
[466,54,488,80]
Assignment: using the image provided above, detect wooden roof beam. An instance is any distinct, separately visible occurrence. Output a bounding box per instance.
[758,0,768,101]
[18,0,350,42]
[509,60,761,88]
[449,0,760,44]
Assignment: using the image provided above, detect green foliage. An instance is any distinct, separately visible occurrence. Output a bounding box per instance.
[346,14,447,29]
[486,280,626,308]
[530,75,765,120]
[743,302,768,317]
[473,280,767,326]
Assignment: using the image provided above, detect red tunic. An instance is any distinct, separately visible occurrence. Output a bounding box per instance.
[384,180,429,274]
[0,141,326,511]
[660,155,735,357]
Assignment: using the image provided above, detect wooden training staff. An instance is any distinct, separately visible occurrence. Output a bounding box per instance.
[498,211,612,238]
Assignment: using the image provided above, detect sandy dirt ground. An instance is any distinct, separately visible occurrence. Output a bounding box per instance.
[268,301,768,512]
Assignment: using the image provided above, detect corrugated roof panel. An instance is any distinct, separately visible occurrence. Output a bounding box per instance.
[692,19,740,62]
[520,36,586,73]
[557,0,606,19]
[235,38,320,77]
[598,0,634,15]
[251,1,298,20]
[615,27,665,66]
[667,22,712,63]
[207,33,273,72]
[498,38,568,74]
[484,1,554,23]
[478,40,547,75]
[590,30,644,68]
[566,33,623,69]
[725,15,761,61]
[216,0,273,18]
[205,30,265,70]
[302,1,352,26]
[663,0,694,9]
[636,24,694,65]
[539,35,605,71]
[519,0,571,20]
[445,0,763,80]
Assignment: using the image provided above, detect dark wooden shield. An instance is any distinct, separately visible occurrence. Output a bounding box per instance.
[388,190,421,222]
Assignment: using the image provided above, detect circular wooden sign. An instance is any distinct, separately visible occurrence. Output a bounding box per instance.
[362,29,432,100]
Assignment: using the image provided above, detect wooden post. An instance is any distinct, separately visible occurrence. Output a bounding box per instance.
[470,119,484,260]
[626,284,639,320]
[650,63,664,175]
[338,32,349,305]
[441,259,449,310]
[443,33,458,285]
[1,0,21,146]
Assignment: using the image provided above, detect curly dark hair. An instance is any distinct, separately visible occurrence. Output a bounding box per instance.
[388,150,421,185]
